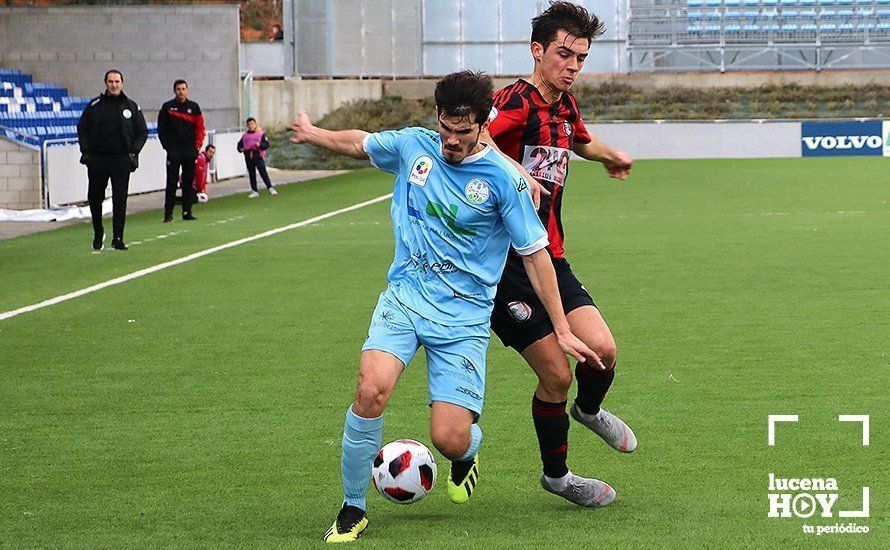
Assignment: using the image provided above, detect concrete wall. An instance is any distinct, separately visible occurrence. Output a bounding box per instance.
[241,42,289,78]
[250,79,384,131]
[0,5,241,129]
[0,138,40,210]
[587,121,802,159]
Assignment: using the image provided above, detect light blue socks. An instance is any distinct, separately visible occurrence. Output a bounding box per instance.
[458,423,483,461]
[341,405,383,510]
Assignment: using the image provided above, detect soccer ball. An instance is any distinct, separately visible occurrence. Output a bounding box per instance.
[196,192,209,203]
[371,439,437,504]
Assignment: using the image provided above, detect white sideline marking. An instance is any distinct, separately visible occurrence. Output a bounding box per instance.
[0,193,393,322]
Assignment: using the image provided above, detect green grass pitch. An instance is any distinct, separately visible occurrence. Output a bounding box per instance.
[1,158,887,548]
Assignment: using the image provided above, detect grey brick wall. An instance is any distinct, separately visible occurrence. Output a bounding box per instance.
[0,5,240,129]
[0,138,41,210]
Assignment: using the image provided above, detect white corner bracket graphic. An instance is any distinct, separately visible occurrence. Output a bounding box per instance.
[838,415,870,446]
[839,487,871,518]
[768,415,799,446]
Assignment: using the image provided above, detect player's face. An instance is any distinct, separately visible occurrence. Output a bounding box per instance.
[205,147,215,160]
[174,83,189,102]
[247,120,258,132]
[533,29,589,92]
[104,73,123,96]
[437,112,486,164]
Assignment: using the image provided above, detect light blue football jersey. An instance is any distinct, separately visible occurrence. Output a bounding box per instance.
[363,127,548,326]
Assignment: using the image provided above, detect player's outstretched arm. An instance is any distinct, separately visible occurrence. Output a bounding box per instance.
[573,136,633,181]
[290,110,370,160]
[521,249,604,368]
[480,128,549,209]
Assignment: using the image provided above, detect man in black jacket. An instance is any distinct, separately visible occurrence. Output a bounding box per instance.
[158,79,205,222]
[77,69,148,251]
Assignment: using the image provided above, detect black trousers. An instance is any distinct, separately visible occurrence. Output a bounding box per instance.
[87,155,131,240]
[165,151,197,218]
[246,155,272,191]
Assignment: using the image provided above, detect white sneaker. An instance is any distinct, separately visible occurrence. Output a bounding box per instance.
[248,191,260,199]
[571,403,638,453]
[540,472,616,508]
[268,187,278,196]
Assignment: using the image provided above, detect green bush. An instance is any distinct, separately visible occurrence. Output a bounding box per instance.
[266,83,890,170]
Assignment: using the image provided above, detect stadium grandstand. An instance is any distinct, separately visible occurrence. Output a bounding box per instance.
[629,0,890,71]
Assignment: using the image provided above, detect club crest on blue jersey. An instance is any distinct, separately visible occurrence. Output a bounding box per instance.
[464,179,490,204]
[408,156,433,186]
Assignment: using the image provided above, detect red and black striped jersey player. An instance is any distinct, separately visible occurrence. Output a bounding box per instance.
[482,1,636,508]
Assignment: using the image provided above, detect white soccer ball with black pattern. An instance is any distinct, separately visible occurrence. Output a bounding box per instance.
[371,439,437,504]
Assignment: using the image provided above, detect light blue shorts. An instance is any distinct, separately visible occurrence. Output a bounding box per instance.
[362,287,489,418]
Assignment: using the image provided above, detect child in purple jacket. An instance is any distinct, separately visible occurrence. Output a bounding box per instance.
[237,117,277,198]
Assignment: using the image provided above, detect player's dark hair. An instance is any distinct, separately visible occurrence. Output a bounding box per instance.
[531,1,605,50]
[246,117,257,124]
[434,71,494,125]
[174,79,188,89]
[205,144,216,151]
[104,69,123,83]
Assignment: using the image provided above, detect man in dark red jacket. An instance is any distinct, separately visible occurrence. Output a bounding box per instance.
[158,79,205,222]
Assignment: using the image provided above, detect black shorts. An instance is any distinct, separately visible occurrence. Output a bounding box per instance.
[490,256,596,352]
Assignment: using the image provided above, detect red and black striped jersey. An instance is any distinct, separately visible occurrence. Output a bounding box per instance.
[489,79,591,259]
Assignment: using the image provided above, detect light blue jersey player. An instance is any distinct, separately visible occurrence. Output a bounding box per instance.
[290,71,595,543]
[361,125,551,423]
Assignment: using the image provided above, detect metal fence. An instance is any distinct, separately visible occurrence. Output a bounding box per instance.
[628,0,890,71]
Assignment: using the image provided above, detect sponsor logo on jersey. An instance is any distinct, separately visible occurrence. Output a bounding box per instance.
[408,156,433,186]
[411,253,458,275]
[453,289,483,301]
[426,201,476,236]
[508,301,532,322]
[516,178,528,193]
[465,179,490,204]
[521,145,570,185]
[563,121,572,136]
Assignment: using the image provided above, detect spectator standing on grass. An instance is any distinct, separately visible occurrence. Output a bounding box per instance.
[158,79,205,222]
[238,117,277,198]
[77,69,147,252]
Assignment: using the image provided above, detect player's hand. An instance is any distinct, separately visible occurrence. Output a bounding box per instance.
[555,330,605,368]
[289,110,314,144]
[604,151,633,181]
[528,178,550,210]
